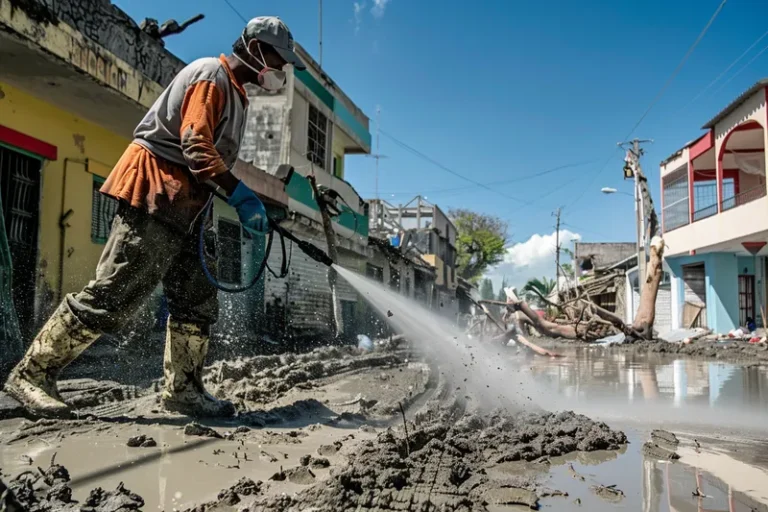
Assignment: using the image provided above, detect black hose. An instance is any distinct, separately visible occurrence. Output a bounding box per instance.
[198,196,276,293]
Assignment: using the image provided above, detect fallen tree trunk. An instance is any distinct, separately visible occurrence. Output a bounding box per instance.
[503,236,665,342]
[475,300,563,357]
[631,236,665,339]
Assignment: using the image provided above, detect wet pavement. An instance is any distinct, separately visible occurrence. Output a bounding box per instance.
[2,345,768,511]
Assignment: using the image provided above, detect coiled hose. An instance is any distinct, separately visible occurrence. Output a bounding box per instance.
[197,195,289,293]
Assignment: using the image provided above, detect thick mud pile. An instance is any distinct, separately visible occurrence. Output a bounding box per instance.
[188,396,626,512]
[1,457,143,512]
[205,346,404,407]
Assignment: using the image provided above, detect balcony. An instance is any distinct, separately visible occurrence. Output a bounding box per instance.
[721,184,767,212]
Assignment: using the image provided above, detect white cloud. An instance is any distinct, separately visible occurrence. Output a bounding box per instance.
[371,0,391,18]
[353,2,365,34]
[485,230,581,292]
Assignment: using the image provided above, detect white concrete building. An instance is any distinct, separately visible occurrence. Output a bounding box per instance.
[661,79,768,333]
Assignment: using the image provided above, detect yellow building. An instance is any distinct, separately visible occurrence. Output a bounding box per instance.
[0,0,184,342]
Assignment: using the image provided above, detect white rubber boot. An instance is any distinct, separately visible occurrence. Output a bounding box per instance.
[160,320,235,417]
[3,302,100,417]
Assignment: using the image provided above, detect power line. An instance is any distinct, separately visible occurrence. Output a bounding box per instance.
[222,0,247,23]
[380,130,528,204]
[710,40,768,98]
[680,27,768,112]
[623,0,728,142]
[360,159,598,197]
[568,0,728,211]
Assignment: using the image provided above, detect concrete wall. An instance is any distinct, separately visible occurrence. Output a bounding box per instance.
[239,85,291,175]
[0,82,129,322]
[660,147,690,178]
[575,243,636,269]
[20,0,185,88]
[667,253,741,333]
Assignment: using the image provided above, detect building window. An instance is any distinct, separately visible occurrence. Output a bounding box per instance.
[307,105,328,169]
[217,218,242,285]
[662,165,689,232]
[332,155,344,178]
[91,175,118,244]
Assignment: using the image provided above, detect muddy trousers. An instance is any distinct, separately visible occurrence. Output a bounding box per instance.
[68,203,219,332]
[5,203,234,417]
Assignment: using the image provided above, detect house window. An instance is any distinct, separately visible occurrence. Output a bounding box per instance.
[307,105,328,169]
[217,218,242,285]
[333,156,343,178]
[91,175,118,244]
[662,165,689,232]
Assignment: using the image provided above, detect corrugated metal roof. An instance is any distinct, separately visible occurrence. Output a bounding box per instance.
[702,78,768,129]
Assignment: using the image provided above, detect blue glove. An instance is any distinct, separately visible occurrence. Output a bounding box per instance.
[227,181,268,235]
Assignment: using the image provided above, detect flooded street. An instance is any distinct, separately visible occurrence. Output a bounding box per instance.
[2,345,768,511]
[524,345,768,432]
[519,345,768,510]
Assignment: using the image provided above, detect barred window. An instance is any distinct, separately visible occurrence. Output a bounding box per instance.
[307,105,328,169]
[91,175,118,244]
[661,165,689,232]
[217,218,242,285]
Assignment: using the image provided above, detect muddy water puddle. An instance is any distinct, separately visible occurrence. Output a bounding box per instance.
[0,421,373,510]
[521,346,768,431]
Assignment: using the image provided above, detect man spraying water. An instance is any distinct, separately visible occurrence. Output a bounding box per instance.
[3,17,306,419]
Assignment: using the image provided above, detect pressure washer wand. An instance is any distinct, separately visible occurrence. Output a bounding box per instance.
[268,219,334,267]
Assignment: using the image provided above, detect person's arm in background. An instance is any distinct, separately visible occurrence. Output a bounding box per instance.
[179,80,239,195]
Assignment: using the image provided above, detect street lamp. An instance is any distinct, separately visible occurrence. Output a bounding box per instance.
[601,187,633,197]
[601,185,645,281]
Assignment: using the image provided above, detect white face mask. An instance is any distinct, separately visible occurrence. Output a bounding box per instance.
[235,35,287,92]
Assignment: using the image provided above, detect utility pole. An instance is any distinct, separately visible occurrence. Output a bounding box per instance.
[366,106,388,200]
[318,0,323,67]
[554,207,562,297]
[618,138,653,285]
[375,106,380,200]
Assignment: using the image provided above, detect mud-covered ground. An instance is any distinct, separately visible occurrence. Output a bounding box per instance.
[0,343,633,512]
[541,336,768,365]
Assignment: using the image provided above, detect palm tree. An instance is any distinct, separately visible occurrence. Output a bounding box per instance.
[522,277,556,307]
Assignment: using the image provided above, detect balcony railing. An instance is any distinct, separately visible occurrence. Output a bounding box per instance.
[721,185,767,212]
[693,203,718,222]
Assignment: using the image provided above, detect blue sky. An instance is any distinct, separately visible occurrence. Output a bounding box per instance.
[116,0,768,288]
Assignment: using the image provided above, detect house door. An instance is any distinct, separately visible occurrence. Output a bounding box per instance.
[0,146,42,340]
[682,264,707,328]
[738,274,755,327]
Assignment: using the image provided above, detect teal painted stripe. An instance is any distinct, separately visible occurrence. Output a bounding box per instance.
[337,205,369,237]
[285,173,368,237]
[334,102,372,151]
[295,70,372,152]
[295,70,334,110]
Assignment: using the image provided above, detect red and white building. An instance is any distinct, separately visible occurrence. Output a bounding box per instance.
[661,79,768,333]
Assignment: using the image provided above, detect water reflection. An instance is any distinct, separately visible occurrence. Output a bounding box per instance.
[642,457,765,512]
[522,348,768,428]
